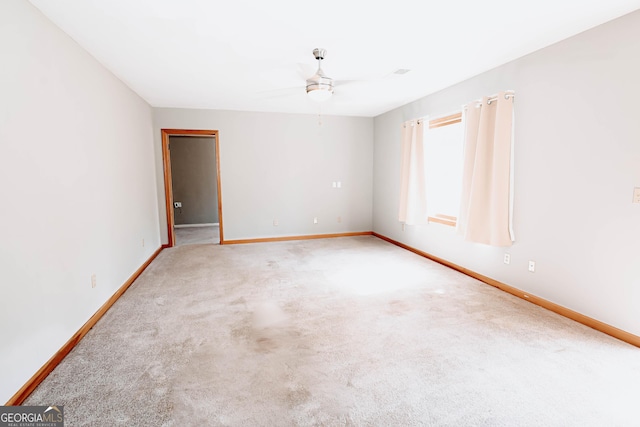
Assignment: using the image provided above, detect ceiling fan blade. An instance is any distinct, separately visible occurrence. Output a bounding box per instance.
[297,62,316,80]
[256,86,302,99]
[333,79,367,87]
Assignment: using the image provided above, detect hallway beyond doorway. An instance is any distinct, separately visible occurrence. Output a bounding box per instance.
[174,225,219,246]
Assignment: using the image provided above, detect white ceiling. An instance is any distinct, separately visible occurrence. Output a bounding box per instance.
[29,0,640,117]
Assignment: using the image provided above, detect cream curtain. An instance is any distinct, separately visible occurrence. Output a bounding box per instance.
[458,92,514,246]
[398,119,428,225]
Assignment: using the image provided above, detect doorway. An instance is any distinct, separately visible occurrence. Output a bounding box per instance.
[161,129,224,247]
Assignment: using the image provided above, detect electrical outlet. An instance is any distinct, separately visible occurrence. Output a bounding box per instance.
[503,253,511,265]
[142,238,145,247]
[528,261,536,272]
[313,217,318,224]
[337,216,342,223]
[91,274,96,288]
[174,201,182,208]
[273,219,278,226]
[633,187,640,204]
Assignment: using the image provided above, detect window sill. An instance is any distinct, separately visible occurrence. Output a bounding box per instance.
[428,215,457,227]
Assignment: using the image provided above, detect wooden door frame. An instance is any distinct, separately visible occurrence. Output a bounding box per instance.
[161,129,224,247]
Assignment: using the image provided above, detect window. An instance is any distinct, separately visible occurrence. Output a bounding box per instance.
[424,112,463,227]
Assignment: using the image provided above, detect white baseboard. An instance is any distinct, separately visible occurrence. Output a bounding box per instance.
[174,223,219,228]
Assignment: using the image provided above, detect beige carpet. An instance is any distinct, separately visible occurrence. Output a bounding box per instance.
[24,236,640,426]
[175,225,219,246]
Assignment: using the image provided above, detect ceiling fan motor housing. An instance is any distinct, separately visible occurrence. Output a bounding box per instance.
[306,75,334,93]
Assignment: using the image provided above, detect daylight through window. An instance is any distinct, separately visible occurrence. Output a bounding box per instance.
[424,112,463,227]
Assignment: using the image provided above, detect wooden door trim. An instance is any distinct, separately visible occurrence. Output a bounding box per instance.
[161,129,224,246]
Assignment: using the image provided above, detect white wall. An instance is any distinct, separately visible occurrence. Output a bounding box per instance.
[0,2,160,403]
[153,109,373,242]
[373,10,640,336]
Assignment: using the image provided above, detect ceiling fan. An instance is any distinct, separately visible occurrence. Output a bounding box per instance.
[305,48,334,102]
[257,47,368,102]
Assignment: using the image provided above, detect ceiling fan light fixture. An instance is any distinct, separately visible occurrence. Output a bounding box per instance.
[306,80,334,102]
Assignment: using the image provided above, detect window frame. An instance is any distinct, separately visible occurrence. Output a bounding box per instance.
[426,111,462,228]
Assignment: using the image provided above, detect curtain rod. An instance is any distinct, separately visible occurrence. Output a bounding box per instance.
[405,91,516,126]
[487,90,515,104]
[467,90,515,108]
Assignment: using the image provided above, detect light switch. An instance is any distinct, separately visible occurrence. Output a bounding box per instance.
[174,201,182,208]
[633,187,640,204]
